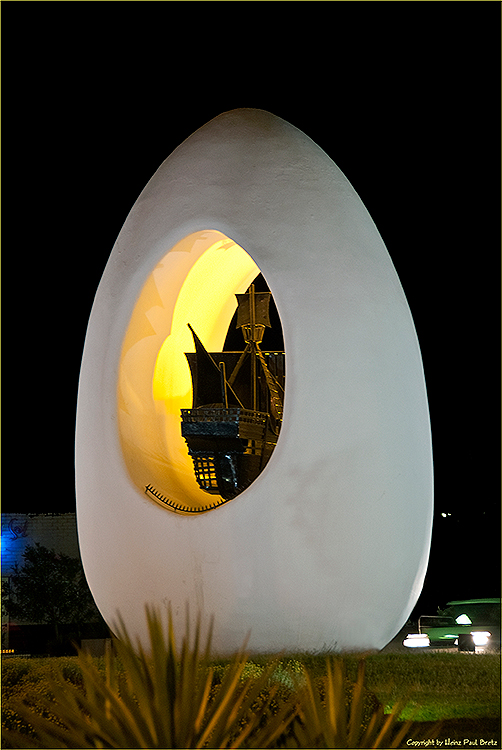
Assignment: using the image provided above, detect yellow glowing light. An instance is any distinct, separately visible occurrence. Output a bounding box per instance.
[117,230,260,512]
[152,240,259,403]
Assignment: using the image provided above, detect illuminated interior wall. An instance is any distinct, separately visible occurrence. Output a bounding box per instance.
[118,230,260,511]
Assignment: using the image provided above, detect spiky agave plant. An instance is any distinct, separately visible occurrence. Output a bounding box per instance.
[286,658,442,749]
[2,605,297,749]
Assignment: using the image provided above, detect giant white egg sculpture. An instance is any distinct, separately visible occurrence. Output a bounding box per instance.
[76,109,432,653]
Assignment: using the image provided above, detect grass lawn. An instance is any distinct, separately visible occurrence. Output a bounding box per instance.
[347,651,500,721]
[237,650,501,722]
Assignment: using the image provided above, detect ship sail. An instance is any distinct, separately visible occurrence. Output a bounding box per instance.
[235,290,272,330]
[186,324,242,408]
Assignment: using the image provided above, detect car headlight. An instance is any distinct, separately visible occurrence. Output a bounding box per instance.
[471,631,491,646]
[403,634,430,648]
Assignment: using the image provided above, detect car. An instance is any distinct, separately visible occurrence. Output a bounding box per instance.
[403,598,501,651]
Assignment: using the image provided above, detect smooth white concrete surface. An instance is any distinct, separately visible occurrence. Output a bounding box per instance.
[76,109,433,654]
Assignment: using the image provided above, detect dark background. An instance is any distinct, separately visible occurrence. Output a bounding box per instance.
[2,5,500,617]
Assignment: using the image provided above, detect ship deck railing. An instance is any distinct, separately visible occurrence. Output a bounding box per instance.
[181,407,268,424]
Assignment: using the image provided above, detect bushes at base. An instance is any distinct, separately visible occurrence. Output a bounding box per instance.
[2,608,444,749]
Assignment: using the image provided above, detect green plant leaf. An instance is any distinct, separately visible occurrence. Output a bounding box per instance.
[3,605,301,748]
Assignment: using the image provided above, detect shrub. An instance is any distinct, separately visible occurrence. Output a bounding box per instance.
[2,609,445,749]
[4,545,102,636]
[1,658,75,746]
[2,607,296,748]
[285,658,438,748]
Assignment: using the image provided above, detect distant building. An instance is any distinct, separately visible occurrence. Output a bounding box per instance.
[1,513,79,575]
[1,513,82,653]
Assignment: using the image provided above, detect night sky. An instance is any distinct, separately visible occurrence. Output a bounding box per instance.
[2,5,500,618]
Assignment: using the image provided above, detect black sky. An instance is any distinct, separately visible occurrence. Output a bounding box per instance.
[2,5,500,613]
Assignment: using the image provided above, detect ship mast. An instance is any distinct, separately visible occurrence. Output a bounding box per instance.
[249,284,257,410]
[233,283,271,411]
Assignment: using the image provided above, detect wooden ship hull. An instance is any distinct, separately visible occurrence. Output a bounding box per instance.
[181,406,269,499]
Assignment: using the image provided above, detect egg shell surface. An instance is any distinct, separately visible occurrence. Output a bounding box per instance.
[76,108,432,653]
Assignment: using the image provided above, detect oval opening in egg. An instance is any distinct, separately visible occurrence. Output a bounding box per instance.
[117,230,285,514]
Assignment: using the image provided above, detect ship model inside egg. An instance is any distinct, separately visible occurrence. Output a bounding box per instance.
[181,282,285,501]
